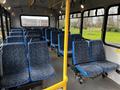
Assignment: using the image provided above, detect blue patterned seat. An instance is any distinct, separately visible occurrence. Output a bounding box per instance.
[0,43,29,88]
[58,32,72,56]
[90,40,119,72]
[28,41,55,81]
[50,30,59,48]
[45,27,51,42]
[11,29,23,33]
[72,41,103,78]
[9,32,23,36]
[6,36,25,43]
[71,34,82,41]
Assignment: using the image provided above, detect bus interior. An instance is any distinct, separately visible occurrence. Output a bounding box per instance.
[0,0,120,90]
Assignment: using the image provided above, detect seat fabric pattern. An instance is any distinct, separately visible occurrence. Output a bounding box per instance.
[0,43,29,88]
[75,64,103,78]
[90,40,106,62]
[90,40,119,72]
[10,32,23,36]
[28,41,55,81]
[50,30,58,47]
[94,61,119,72]
[58,33,72,55]
[72,41,90,65]
[6,36,24,43]
[71,34,82,41]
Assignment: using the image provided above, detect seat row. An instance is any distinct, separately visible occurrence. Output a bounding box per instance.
[72,40,119,79]
[0,41,55,89]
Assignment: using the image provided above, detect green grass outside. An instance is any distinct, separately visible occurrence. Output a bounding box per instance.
[70,27,120,44]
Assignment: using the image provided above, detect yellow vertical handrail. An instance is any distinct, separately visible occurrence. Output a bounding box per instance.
[44,0,70,89]
[63,0,70,89]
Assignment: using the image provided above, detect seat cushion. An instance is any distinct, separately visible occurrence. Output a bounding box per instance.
[94,61,119,72]
[1,69,29,88]
[75,64,103,78]
[30,64,55,82]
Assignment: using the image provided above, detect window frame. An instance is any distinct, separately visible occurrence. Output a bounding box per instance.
[82,8,105,40]
[104,5,120,48]
[20,15,50,27]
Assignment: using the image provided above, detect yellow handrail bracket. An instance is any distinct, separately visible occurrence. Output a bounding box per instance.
[43,0,70,90]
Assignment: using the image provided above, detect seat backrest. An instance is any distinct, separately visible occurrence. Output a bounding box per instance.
[6,36,24,43]
[58,32,72,51]
[26,31,41,36]
[2,43,28,75]
[9,32,23,36]
[50,30,58,45]
[11,29,23,33]
[28,41,49,67]
[72,41,90,65]
[71,34,82,41]
[90,40,106,61]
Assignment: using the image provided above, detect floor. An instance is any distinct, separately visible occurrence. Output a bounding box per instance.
[32,49,120,90]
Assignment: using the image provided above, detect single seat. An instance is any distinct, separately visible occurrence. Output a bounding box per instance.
[50,30,59,48]
[28,41,55,81]
[72,41,103,78]
[6,36,25,43]
[90,40,119,72]
[57,33,73,56]
[45,28,51,42]
[0,43,29,88]
[71,34,82,41]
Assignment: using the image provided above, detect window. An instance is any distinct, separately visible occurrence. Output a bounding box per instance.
[90,10,96,16]
[59,19,64,30]
[70,18,81,34]
[2,15,7,38]
[109,6,118,15]
[21,16,49,26]
[83,9,104,40]
[84,11,88,17]
[78,13,81,17]
[105,6,120,46]
[97,8,104,15]
[0,17,3,44]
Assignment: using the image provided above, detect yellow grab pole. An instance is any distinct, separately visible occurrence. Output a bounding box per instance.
[63,0,70,86]
[43,0,70,90]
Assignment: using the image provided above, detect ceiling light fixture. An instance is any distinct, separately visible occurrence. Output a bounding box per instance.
[80,4,84,9]
[80,0,85,9]
[0,0,6,4]
[8,6,11,10]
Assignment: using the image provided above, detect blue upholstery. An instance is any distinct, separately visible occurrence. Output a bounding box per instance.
[75,64,103,78]
[58,32,72,56]
[28,41,55,81]
[72,41,103,77]
[90,40,106,62]
[0,43,29,88]
[94,61,119,72]
[50,30,59,48]
[25,35,42,43]
[11,29,23,33]
[90,40,119,72]
[6,36,25,43]
[45,28,51,42]
[9,32,23,36]
[71,34,82,41]
[72,41,90,65]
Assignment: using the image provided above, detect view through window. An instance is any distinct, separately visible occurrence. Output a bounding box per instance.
[0,17,3,44]
[105,6,120,46]
[70,13,81,34]
[83,9,104,40]
[21,16,49,26]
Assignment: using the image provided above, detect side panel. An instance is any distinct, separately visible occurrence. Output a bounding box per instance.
[105,45,120,85]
